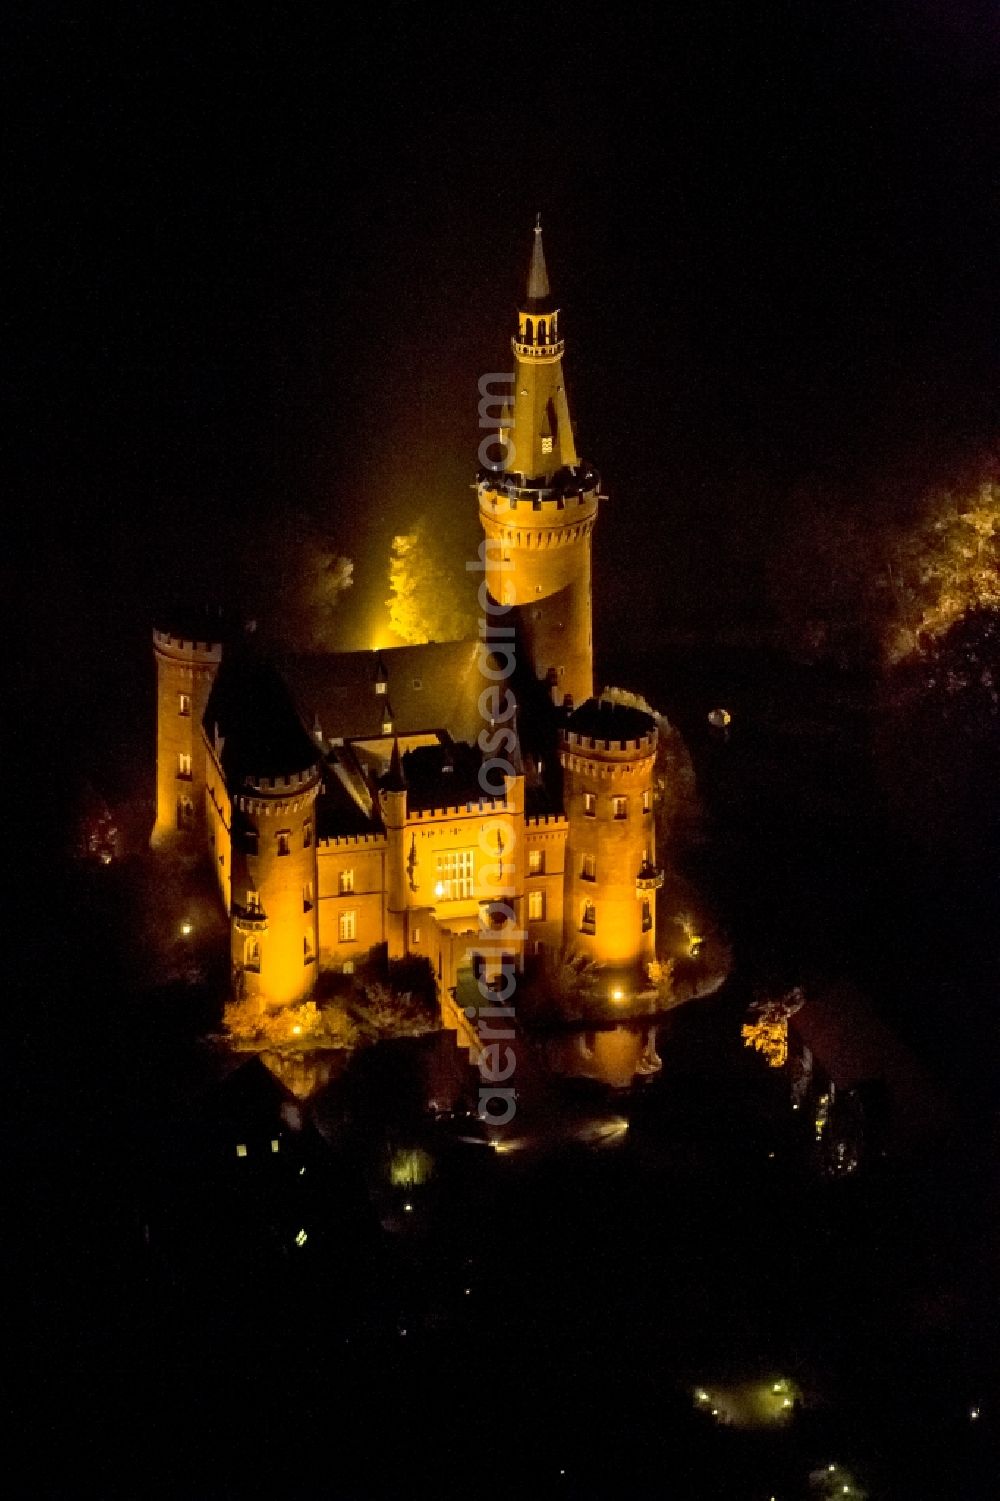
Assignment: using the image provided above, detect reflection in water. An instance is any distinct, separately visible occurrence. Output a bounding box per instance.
[545,1024,662,1088]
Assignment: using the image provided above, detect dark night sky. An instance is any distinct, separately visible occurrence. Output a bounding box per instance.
[5,1,998,744]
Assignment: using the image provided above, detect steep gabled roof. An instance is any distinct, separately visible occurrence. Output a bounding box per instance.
[280,640,484,747]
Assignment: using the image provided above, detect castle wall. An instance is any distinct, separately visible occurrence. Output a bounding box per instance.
[524,815,568,954]
[316,835,388,971]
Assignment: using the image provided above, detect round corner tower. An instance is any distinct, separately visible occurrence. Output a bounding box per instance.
[560,698,661,988]
[478,219,600,711]
[150,623,224,852]
[230,757,322,1012]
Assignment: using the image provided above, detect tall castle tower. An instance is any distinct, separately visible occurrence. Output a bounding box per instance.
[560,698,661,989]
[477,220,601,710]
[150,623,224,852]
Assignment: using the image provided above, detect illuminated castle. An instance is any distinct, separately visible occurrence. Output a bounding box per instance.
[151,225,665,1010]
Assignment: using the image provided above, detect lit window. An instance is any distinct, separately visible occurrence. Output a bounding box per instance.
[541,435,553,455]
[339,910,357,943]
[613,796,627,820]
[247,888,261,913]
[277,831,291,856]
[303,822,312,849]
[581,853,596,881]
[178,693,191,717]
[412,926,421,944]
[584,792,596,817]
[375,679,387,696]
[236,1143,247,1158]
[642,789,652,814]
[303,881,313,912]
[434,849,474,901]
[528,849,544,875]
[642,899,652,933]
[382,715,393,735]
[244,937,261,973]
[339,868,354,894]
[528,889,545,921]
[343,959,354,975]
[580,901,596,935]
[177,752,192,780]
[270,1139,280,1154]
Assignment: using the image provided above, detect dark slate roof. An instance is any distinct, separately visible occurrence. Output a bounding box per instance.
[397,741,503,812]
[280,640,484,747]
[316,747,382,839]
[564,697,656,742]
[204,649,321,784]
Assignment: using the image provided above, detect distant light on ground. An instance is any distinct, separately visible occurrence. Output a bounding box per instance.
[610,986,625,1003]
[294,1228,308,1247]
[692,1376,800,1429]
[180,920,193,936]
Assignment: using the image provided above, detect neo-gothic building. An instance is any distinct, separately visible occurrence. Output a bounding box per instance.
[151,225,666,1009]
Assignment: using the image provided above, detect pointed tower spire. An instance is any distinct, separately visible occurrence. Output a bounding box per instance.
[384,736,406,791]
[526,213,551,307]
[475,225,602,711]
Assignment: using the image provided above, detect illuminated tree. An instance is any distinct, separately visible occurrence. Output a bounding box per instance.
[386,518,474,644]
[884,470,1000,663]
[741,988,805,1069]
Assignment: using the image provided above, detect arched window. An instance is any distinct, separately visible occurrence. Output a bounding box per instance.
[244,937,261,973]
[581,901,596,935]
[176,796,194,830]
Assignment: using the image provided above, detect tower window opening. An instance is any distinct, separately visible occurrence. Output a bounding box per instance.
[177,752,192,780]
[339,868,354,894]
[581,853,596,882]
[244,937,261,973]
[277,831,291,856]
[584,792,596,817]
[642,789,652,814]
[642,899,652,933]
[528,848,545,875]
[303,881,313,912]
[580,901,596,935]
[178,693,191,717]
[177,796,194,831]
[613,796,628,821]
[541,436,553,455]
[375,679,387,696]
[303,822,312,849]
[339,909,357,943]
[528,889,545,922]
[304,933,315,965]
[247,888,262,914]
